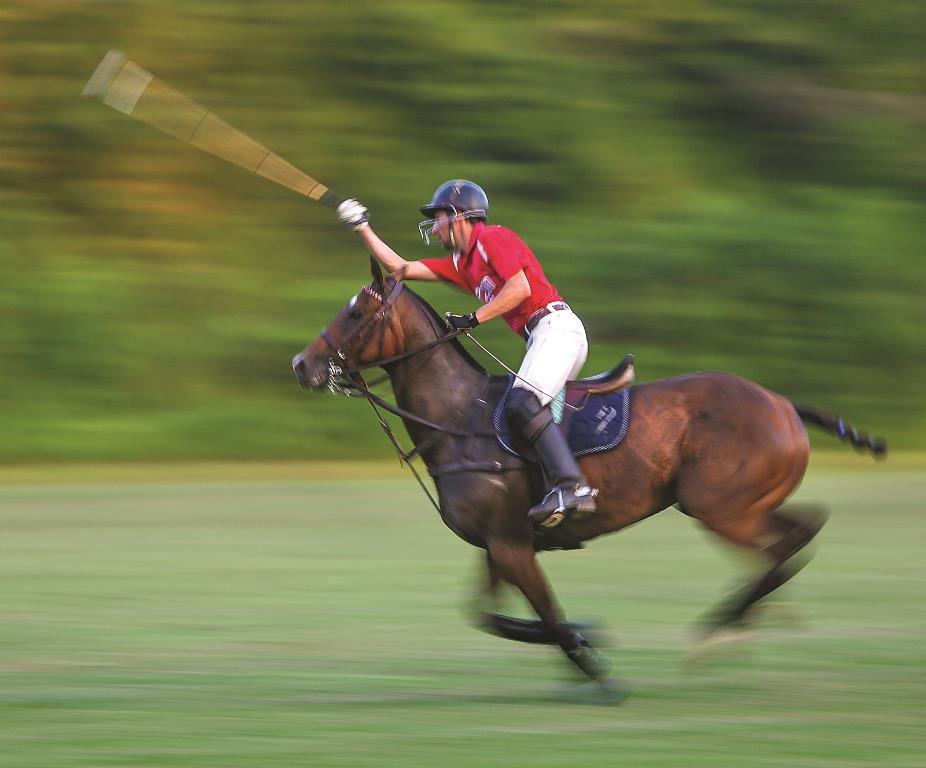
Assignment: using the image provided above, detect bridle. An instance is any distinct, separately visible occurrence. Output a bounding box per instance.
[314,279,504,511]
[319,279,475,396]
[317,277,483,436]
[320,279,405,376]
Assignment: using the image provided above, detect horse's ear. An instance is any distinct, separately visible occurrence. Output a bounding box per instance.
[369,255,385,288]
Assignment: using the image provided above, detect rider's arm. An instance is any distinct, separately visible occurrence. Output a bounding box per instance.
[474,270,531,324]
[337,198,438,281]
[357,227,439,282]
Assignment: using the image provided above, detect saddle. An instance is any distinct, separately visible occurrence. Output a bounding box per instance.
[494,354,636,460]
[564,354,635,406]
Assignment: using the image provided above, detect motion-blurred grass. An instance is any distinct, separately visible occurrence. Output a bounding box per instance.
[1,1,924,461]
[1,461,923,767]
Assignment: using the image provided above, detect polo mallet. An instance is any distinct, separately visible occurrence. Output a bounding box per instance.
[82,50,344,208]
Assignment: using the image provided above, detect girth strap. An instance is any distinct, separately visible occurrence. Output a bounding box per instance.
[428,461,505,477]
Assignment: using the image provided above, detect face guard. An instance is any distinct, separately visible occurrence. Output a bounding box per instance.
[417,206,488,246]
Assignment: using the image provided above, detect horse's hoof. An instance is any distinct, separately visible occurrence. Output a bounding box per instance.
[552,677,631,706]
[596,676,632,705]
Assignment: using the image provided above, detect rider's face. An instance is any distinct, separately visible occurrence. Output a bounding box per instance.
[432,211,473,252]
[432,211,454,251]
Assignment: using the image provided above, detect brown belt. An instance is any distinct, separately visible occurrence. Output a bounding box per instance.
[522,302,570,339]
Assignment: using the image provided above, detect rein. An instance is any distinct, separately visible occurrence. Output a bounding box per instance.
[341,329,464,376]
[319,279,507,514]
[325,278,578,412]
[363,378,444,515]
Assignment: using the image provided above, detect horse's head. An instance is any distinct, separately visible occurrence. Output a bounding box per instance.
[293,258,406,391]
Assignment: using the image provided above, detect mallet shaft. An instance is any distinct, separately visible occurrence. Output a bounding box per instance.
[83,50,344,207]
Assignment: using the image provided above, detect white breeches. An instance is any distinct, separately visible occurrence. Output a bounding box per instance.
[512,308,589,406]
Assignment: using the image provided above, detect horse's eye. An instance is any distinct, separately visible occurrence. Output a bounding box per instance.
[349,308,363,321]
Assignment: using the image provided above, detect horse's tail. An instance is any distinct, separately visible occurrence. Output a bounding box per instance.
[792,403,888,459]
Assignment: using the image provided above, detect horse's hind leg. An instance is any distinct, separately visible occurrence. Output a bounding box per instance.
[701,503,829,634]
[486,539,615,684]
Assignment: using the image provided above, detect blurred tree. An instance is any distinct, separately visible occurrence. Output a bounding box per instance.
[0,0,922,461]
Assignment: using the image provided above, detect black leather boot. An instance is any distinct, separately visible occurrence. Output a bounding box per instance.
[506,388,598,529]
[527,422,598,527]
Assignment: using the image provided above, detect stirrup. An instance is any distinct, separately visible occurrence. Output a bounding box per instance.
[528,484,598,529]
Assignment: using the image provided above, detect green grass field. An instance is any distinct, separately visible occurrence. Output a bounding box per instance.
[1,460,924,767]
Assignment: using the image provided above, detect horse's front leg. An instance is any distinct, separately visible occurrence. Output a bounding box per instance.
[470,551,525,635]
[477,550,606,645]
[476,551,558,644]
[487,538,613,682]
[484,549,503,607]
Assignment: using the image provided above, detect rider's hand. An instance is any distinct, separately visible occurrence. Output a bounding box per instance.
[337,199,369,231]
[445,312,480,331]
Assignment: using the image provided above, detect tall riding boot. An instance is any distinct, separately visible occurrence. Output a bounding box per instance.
[528,419,598,527]
[506,388,598,529]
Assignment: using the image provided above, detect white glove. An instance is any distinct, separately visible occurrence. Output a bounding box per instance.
[337,199,369,231]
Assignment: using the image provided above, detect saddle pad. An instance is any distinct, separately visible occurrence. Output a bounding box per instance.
[493,376,632,459]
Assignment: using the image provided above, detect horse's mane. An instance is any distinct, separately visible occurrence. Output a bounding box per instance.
[401,284,487,377]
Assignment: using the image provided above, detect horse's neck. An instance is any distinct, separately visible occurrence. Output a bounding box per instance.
[386,306,486,452]
[389,336,485,427]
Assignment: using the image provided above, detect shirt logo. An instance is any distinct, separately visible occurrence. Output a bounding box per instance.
[475,275,497,303]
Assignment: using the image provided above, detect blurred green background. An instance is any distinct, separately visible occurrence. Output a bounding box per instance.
[1,0,923,462]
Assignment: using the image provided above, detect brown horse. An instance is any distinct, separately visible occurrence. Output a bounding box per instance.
[292,261,886,697]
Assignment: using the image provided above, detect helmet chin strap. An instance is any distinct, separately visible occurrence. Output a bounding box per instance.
[446,205,459,251]
[448,212,473,252]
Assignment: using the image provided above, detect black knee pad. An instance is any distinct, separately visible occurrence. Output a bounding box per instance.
[505,388,552,442]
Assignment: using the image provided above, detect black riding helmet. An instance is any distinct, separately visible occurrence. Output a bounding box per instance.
[418,180,489,245]
[419,179,489,220]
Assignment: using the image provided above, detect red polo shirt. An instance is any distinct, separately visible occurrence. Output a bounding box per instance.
[420,221,563,336]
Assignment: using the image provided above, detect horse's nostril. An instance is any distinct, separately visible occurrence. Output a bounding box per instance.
[292,355,308,387]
